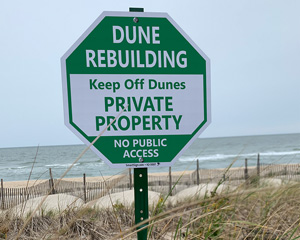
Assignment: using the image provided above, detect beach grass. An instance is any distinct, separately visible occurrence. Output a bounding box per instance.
[1,176,300,239]
[1,139,300,239]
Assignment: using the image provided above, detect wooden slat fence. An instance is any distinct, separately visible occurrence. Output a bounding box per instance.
[2,162,300,210]
[0,174,128,210]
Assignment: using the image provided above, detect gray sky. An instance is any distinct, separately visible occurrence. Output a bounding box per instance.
[1,0,299,148]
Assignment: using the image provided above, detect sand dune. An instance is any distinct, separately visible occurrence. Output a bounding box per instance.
[7,194,84,217]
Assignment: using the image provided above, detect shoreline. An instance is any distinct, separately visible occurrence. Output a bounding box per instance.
[0,165,269,189]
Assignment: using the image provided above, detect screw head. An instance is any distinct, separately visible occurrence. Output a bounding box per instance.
[133,17,139,23]
[139,157,144,163]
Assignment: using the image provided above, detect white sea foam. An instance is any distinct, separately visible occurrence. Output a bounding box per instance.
[260,151,300,156]
[179,151,300,162]
[16,166,27,169]
[45,163,80,168]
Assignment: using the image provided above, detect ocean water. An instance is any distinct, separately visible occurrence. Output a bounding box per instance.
[0,133,299,182]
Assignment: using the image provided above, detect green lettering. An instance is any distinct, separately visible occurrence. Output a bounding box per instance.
[181,82,186,89]
[116,97,125,111]
[162,115,171,130]
[90,79,98,89]
[104,97,114,112]
[152,115,162,130]
[142,115,151,130]
[95,116,105,131]
[173,115,182,130]
[107,116,118,131]
[148,79,157,89]
[165,97,173,111]
[143,97,155,111]
[118,116,130,131]
[132,97,143,111]
[154,96,163,111]
[97,81,104,89]
[132,116,141,130]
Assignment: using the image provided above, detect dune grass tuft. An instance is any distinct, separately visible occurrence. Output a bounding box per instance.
[1,178,300,239]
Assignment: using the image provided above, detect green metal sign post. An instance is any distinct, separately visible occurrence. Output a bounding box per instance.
[134,167,148,239]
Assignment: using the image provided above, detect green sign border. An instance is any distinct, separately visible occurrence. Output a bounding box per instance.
[61,11,211,168]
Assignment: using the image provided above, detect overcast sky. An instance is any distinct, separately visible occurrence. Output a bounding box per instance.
[0,0,299,148]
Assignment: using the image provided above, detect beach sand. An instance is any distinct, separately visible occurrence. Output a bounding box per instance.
[2,170,196,188]
[2,179,49,188]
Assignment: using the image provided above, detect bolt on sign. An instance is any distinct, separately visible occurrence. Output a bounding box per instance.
[61,11,211,168]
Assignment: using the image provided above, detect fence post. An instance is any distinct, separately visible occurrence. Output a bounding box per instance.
[49,168,55,194]
[284,166,287,176]
[196,159,200,185]
[83,173,87,203]
[169,167,172,196]
[244,158,249,184]
[257,153,260,177]
[1,179,4,210]
[129,168,132,190]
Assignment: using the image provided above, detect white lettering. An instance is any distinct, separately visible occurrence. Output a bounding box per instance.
[152,27,160,44]
[138,26,150,44]
[126,26,136,44]
[86,50,97,67]
[177,51,187,68]
[107,50,117,67]
[97,50,106,67]
[113,26,124,43]
[145,50,157,68]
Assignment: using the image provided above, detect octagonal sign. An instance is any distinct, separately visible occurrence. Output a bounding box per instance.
[61,11,211,168]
